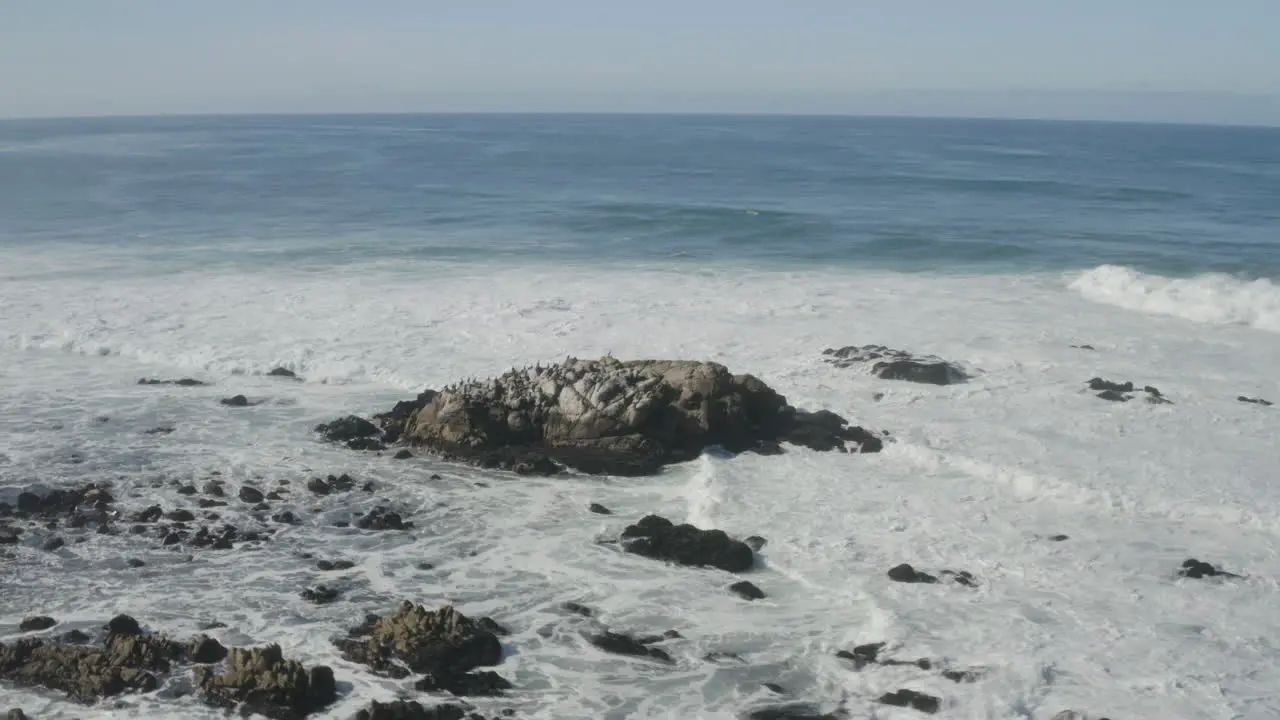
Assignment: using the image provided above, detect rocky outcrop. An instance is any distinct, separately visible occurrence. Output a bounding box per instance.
[343,357,881,476]
[336,602,504,681]
[1239,395,1273,406]
[823,345,968,385]
[315,416,385,451]
[878,688,940,714]
[887,564,977,587]
[197,644,335,719]
[1179,558,1241,579]
[620,515,755,572]
[587,631,673,664]
[138,377,209,387]
[1088,378,1170,404]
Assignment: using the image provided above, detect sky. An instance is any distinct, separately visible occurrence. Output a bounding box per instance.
[2,0,1279,124]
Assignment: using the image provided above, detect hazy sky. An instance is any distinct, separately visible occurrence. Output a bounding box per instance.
[3,0,1280,124]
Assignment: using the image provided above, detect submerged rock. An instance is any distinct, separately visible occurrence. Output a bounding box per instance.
[355,357,881,477]
[878,688,941,714]
[353,700,478,720]
[588,503,613,515]
[138,378,209,387]
[1088,378,1170,404]
[621,515,755,572]
[267,367,299,379]
[887,563,937,584]
[822,345,968,385]
[356,506,410,531]
[220,395,260,407]
[743,704,841,720]
[337,602,504,679]
[1179,558,1242,579]
[197,644,335,719]
[315,416,383,450]
[413,669,512,696]
[18,617,58,632]
[729,581,766,600]
[1239,395,1273,406]
[587,631,673,664]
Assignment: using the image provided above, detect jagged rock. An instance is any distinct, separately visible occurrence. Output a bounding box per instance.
[878,689,940,714]
[337,602,503,678]
[197,644,335,719]
[138,378,208,386]
[943,668,986,683]
[413,669,512,696]
[1089,378,1133,393]
[166,509,195,522]
[730,581,766,600]
[10,484,114,519]
[393,449,413,460]
[0,626,182,702]
[42,536,65,552]
[1239,395,1273,406]
[1088,378,1170,404]
[1179,558,1242,579]
[19,617,57,632]
[307,474,356,496]
[359,357,882,477]
[267,367,298,379]
[238,486,264,504]
[316,559,356,571]
[744,535,767,551]
[7,709,28,720]
[587,631,673,663]
[272,511,299,525]
[60,630,92,644]
[835,642,885,670]
[621,515,754,572]
[588,503,612,515]
[823,345,968,385]
[177,485,198,496]
[353,700,473,720]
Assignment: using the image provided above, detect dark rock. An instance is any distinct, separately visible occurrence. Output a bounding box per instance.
[744,704,840,720]
[356,506,409,531]
[587,631,673,663]
[1088,378,1134,393]
[202,481,225,497]
[7,709,27,720]
[414,670,512,696]
[162,531,184,546]
[835,642,885,670]
[60,630,92,644]
[347,437,388,451]
[587,503,612,515]
[238,486,264,503]
[1239,395,1273,406]
[197,498,227,508]
[729,581,766,600]
[107,615,142,636]
[762,682,787,694]
[1096,389,1130,402]
[189,636,228,664]
[138,378,209,386]
[823,345,968,385]
[353,700,472,720]
[1179,558,1242,579]
[144,425,176,435]
[315,416,381,444]
[562,602,593,617]
[317,559,355,571]
[177,485,198,496]
[703,651,746,663]
[1071,344,1096,350]
[302,585,340,605]
[620,515,755,572]
[337,602,504,678]
[266,491,284,501]
[943,667,986,683]
[360,481,376,492]
[939,569,978,588]
[197,644,336,719]
[878,689,941,714]
[393,449,413,460]
[42,536,65,552]
[267,367,298,379]
[272,511,299,525]
[166,509,195,522]
[19,617,57,632]
[364,357,882,476]
[744,535,767,551]
[1048,534,1070,542]
[220,395,258,407]
[198,621,228,630]
[887,564,938,584]
[132,505,163,523]
[127,558,146,568]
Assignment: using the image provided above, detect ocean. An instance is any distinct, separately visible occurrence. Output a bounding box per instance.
[1,114,1278,719]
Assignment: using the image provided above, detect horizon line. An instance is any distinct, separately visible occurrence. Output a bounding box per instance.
[3,108,1280,131]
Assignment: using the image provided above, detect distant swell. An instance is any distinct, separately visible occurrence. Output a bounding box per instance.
[1069,265,1280,333]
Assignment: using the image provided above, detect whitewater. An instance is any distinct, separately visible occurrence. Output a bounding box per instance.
[3,252,1279,719]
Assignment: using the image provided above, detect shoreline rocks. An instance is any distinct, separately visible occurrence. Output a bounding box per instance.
[822,345,968,385]
[325,357,882,476]
[620,515,755,572]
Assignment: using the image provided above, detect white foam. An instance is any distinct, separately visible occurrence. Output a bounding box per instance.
[1069,264,1280,333]
[1,250,1279,719]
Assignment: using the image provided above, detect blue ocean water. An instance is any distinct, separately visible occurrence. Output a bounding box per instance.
[1,114,1277,277]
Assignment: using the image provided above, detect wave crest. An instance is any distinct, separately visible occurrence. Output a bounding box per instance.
[1068,265,1280,332]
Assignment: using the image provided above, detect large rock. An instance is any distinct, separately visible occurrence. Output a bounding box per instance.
[362,357,881,476]
[823,345,968,385]
[337,602,503,679]
[198,644,335,719]
[621,515,755,572]
[0,626,182,702]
